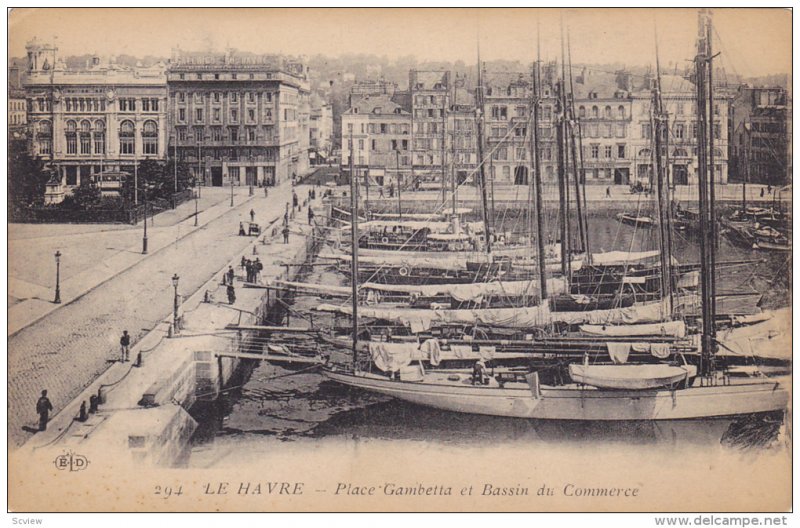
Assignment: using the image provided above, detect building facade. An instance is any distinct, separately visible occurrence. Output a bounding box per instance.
[730,85,789,185]
[410,70,450,187]
[309,95,333,163]
[166,49,310,187]
[24,39,169,196]
[341,94,411,188]
[9,65,27,140]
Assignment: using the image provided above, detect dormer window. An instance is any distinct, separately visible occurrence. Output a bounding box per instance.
[353,108,359,114]
[373,107,382,114]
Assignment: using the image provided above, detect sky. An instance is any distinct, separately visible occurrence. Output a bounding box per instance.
[8,8,792,78]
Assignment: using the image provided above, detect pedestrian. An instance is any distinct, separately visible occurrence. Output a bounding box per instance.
[761,188,765,198]
[767,185,772,194]
[264,185,268,197]
[78,401,88,422]
[282,225,290,244]
[241,255,247,274]
[308,206,315,225]
[388,183,394,198]
[247,260,255,283]
[250,208,255,223]
[284,205,290,226]
[308,188,313,201]
[36,390,53,432]
[255,257,263,283]
[120,330,131,362]
[227,283,236,305]
[379,187,384,199]
[292,191,299,210]
[238,222,246,236]
[472,360,487,386]
[606,186,611,198]
[227,266,235,285]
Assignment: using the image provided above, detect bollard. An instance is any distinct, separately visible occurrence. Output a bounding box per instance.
[168,323,175,338]
[97,386,107,405]
[252,245,258,255]
[78,401,87,422]
[89,395,98,413]
[204,290,211,303]
[135,351,143,368]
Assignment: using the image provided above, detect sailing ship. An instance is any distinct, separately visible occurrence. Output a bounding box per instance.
[320,11,789,420]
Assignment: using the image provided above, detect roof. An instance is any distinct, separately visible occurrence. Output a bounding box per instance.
[452,86,475,108]
[411,70,449,90]
[345,95,409,116]
[573,72,623,99]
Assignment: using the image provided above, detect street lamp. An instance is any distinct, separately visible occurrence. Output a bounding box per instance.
[194,183,199,226]
[230,170,235,207]
[171,273,180,336]
[53,250,62,304]
[142,186,149,254]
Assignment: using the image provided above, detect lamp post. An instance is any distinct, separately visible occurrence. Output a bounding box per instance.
[171,273,180,336]
[142,186,148,254]
[194,183,199,226]
[230,169,235,207]
[53,250,62,304]
[395,149,402,220]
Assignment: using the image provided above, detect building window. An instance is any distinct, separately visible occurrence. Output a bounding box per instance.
[213,92,221,103]
[676,102,684,115]
[691,123,698,139]
[542,106,552,120]
[578,106,586,118]
[265,92,272,103]
[675,124,685,139]
[229,166,240,182]
[178,108,186,123]
[212,127,222,141]
[604,145,613,159]
[177,92,185,103]
[37,120,53,155]
[617,145,626,159]
[231,93,239,104]
[358,139,364,150]
[119,120,135,155]
[229,127,239,142]
[713,124,721,140]
[502,166,510,180]
[516,106,526,118]
[641,124,652,139]
[248,92,256,103]
[119,98,136,112]
[246,127,256,142]
[616,124,626,138]
[247,109,256,123]
[194,93,203,104]
[79,120,91,155]
[592,106,599,118]
[230,109,238,123]
[604,106,612,118]
[516,148,527,160]
[195,108,204,123]
[213,108,221,123]
[177,126,187,142]
[618,105,625,119]
[142,120,158,156]
[604,124,613,138]
[65,120,77,155]
[591,145,599,159]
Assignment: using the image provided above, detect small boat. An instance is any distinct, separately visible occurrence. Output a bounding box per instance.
[568,363,697,390]
[616,213,655,227]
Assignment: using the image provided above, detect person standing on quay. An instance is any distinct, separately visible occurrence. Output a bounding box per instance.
[308,206,315,225]
[36,390,53,431]
[120,330,131,362]
[250,208,256,223]
[283,225,290,244]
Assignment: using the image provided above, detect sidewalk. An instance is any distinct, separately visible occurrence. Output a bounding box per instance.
[8,179,311,447]
[18,187,326,460]
[9,187,246,336]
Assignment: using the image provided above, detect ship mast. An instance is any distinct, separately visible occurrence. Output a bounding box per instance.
[653,23,675,314]
[530,21,548,299]
[695,9,717,376]
[556,19,571,279]
[566,28,589,260]
[475,35,493,255]
[349,131,360,370]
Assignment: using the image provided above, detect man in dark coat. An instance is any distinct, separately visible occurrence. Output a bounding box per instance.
[36,390,53,431]
[120,330,131,362]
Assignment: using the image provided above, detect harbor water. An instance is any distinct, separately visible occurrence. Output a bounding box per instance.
[187,209,791,469]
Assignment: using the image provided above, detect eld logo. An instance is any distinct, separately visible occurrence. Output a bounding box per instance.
[54,451,89,472]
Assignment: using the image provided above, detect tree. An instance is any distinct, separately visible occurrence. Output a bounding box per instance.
[164,159,193,192]
[71,179,102,209]
[8,139,51,209]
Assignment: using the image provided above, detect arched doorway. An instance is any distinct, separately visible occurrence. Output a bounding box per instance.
[514,165,529,185]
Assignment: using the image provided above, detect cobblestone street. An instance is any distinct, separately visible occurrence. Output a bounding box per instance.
[8,181,312,447]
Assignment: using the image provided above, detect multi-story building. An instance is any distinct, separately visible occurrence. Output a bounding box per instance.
[629,73,730,186]
[410,70,450,187]
[448,76,477,186]
[24,38,168,197]
[348,79,396,107]
[573,69,634,185]
[730,85,789,185]
[341,94,411,189]
[166,48,310,187]
[309,94,333,163]
[9,66,27,140]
